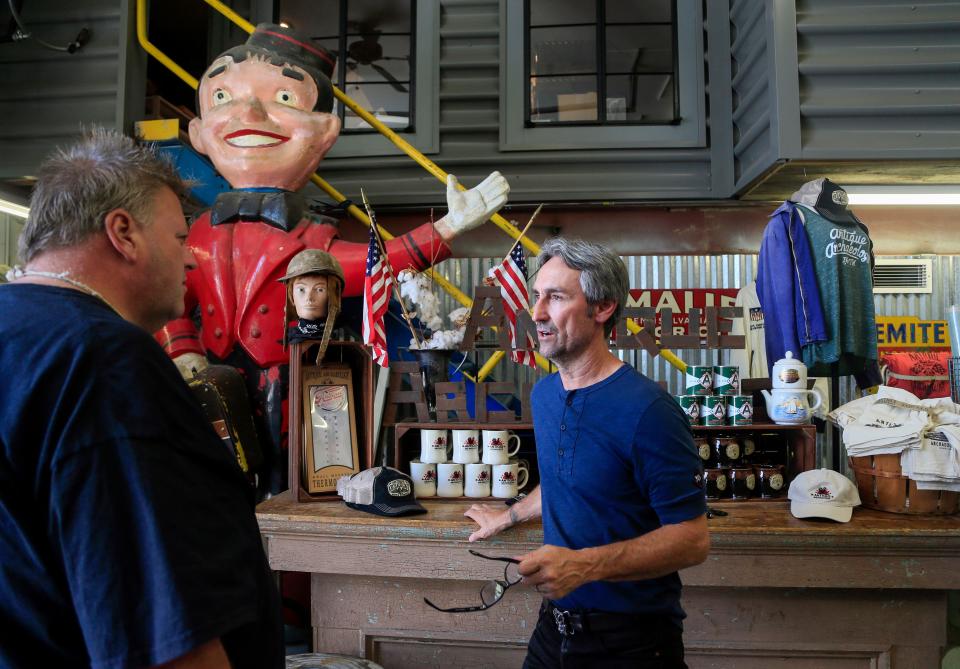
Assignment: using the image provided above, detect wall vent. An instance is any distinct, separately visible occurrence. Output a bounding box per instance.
[873,258,933,294]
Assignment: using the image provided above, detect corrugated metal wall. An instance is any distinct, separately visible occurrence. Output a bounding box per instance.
[795,0,960,159]
[0,0,139,180]
[431,251,960,469]
[729,0,777,189]
[432,252,760,396]
[314,0,717,206]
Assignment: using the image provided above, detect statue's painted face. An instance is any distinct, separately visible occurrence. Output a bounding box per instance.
[189,55,341,191]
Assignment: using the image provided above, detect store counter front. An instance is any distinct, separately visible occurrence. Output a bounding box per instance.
[257,493,960,668]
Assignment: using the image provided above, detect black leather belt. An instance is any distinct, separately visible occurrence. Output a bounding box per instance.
[544,601,658,638]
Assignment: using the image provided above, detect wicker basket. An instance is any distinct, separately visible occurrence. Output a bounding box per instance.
[849,454,959,515]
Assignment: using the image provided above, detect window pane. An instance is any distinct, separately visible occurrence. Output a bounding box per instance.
[530,0,596,27]
[346,34,410,84]
[605,25,674,74]
[605,73,675,122]
[316,38,341,83]
[343,83,410,130]
[530,75,598,123]
[529,26,596,76]
[277,0,339,37]
[604,0,672,24]
[347,0,411,33]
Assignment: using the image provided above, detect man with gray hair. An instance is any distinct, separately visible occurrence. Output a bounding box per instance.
[0,128,282,668]
[466,237,709,668]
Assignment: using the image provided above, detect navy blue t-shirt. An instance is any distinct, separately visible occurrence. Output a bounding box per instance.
[533,364,706,626]
[0,285,282,668]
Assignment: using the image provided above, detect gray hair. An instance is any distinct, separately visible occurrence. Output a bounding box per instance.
[537,237,629,337]
[18,126,186,263]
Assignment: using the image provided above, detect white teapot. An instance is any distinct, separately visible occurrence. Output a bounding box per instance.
[761,352,823,424]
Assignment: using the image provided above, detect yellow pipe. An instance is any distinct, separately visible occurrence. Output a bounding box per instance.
[136,0,197,89]
[477,316,689,380]
[478,349,554,381]
[135,0,498,360]
[201,0,254,33]
[332,90,538,256]
[137,0,685,375]
[658,347,687,372]
[195,0,537,255]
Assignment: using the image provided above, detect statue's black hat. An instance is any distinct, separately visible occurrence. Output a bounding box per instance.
[219,23,336,113]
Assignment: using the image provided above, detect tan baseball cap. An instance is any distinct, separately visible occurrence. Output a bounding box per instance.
[788,469,861,522]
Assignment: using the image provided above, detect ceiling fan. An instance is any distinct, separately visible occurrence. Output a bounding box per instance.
[345,18,409,94]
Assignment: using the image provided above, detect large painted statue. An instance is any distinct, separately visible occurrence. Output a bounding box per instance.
[156,24,510,494]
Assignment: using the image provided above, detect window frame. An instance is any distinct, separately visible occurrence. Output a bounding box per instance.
[499,0,705,151]
[321,0,439,158]
[327,0,440,159]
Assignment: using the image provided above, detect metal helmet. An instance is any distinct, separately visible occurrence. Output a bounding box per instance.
[279,249,345,290]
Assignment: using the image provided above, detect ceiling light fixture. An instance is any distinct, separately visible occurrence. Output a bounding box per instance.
[0,198,29,219]
[843,186,960,206]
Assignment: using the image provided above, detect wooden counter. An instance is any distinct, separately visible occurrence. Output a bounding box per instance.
[258,493,960,668]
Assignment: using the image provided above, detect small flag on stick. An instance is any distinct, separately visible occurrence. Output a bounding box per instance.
[362,224,393,366]
[491,240,536,368]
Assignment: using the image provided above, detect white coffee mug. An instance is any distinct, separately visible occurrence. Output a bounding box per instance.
[420,429,450,464]
[482,430,521,465]
[409,459,437,498]
[437,462,464,497]
[492,462,529,499]
[464,463,492,498]
[452,429,481,464]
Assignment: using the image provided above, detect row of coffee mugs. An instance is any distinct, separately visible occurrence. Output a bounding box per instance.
[419,428,522,465]
[410,459,530,499]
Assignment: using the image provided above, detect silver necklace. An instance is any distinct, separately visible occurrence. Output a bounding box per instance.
[11,267,121,316]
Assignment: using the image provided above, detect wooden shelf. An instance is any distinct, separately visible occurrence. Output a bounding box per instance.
[694,422,815,502]
[390,421,815,504]
[391,420,532,431]
[692,423,816,432]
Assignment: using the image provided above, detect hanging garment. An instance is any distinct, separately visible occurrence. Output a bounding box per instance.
[756,203,827,377]
[729,281,768,379]
[794,203,879,377]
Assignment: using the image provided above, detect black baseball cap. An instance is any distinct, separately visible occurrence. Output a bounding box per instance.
[790,177,859,225]
[336,467,427,517]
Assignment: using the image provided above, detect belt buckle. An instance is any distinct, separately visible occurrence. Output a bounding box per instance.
[552,607,575,637]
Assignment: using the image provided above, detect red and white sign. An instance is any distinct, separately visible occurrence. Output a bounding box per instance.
[627,289,738,337]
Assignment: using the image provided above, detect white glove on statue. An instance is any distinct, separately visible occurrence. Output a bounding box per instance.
[174,352,209,381]
[433,171,510,242]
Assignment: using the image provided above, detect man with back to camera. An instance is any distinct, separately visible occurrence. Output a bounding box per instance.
[156,23,510,495]
[465,237,710,668]
[0,128,282,668]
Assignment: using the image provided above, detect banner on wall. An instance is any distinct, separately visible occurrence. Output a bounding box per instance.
[627,289,739,337]
[876,316,951,351]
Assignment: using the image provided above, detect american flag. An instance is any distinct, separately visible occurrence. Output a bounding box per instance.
[491,240,536,367]
[363,226,393,366]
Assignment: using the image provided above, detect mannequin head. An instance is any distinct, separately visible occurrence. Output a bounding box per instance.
[279,249,345,356]
[291,274,330,321]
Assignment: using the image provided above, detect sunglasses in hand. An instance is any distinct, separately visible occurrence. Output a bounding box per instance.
[423,549,522,613]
